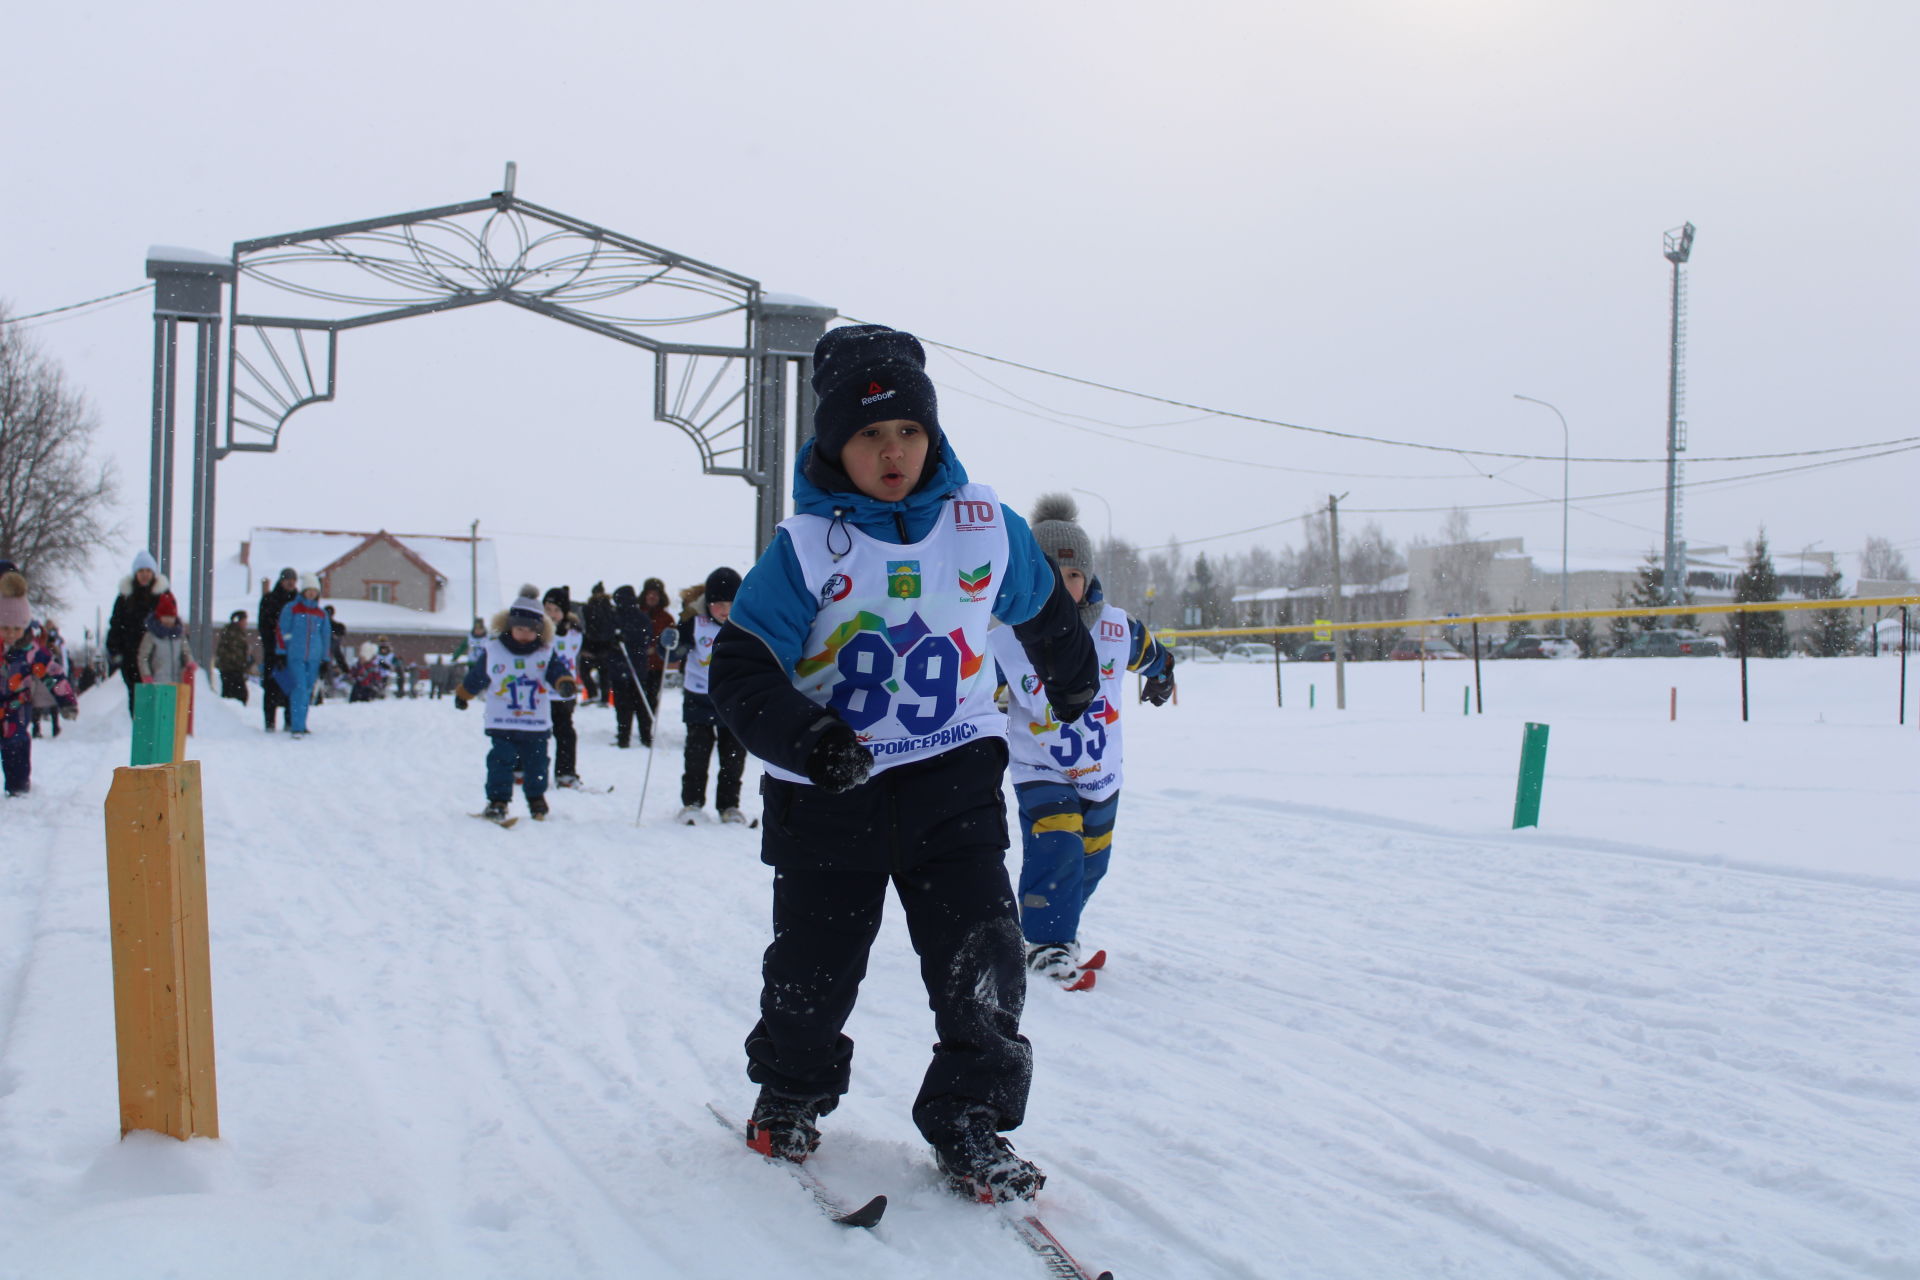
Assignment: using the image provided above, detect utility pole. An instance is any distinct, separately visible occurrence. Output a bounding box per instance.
[1330,493,1349,710]
[1662,222,1695,603]
[469,519,480,624]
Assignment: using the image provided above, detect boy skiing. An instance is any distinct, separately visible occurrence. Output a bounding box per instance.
[675,567,747,824]
[988,495,1176,991]
[454,587,577,822]
[710,324,1098,1204]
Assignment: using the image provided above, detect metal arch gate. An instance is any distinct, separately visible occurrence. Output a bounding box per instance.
[145,166,835,662]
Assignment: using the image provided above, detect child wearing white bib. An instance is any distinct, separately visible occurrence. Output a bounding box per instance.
[711,324,1099,1205]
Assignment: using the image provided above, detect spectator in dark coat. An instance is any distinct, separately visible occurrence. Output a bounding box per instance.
[107,550,168,716]
[215,610,252,704]
[637,578,675,739]
[607,584,660,748]
[258,567,299,731]
[579,582,615,704]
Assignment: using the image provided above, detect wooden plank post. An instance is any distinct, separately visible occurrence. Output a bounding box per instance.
[103,761,219,1140]
[173,679,193,758]
[130,683,178,766]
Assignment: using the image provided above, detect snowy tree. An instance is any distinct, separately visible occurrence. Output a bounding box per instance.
[1627,551,1696,632]
[0,303,119,609]
[1804,568,1855,657]
[1567,614,1597,658]
[1418,508,1491,617]
[1725,531,1790,658]
[1860,536,1912,583]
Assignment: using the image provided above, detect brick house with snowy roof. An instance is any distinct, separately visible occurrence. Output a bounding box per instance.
[215,527,503,668]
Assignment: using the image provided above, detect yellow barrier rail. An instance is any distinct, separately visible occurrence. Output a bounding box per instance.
[1156,595,1920,641]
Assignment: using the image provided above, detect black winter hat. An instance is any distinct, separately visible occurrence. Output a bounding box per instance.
[543,585,570,611]
[704,567,742,605]
[809,325,941,466]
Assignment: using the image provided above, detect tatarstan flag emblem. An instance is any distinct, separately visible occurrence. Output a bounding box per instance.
[958,562,992,601]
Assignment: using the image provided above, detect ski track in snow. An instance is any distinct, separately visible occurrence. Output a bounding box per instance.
[1,658,1915,1279]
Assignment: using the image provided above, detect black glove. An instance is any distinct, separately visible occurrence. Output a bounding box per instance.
[453,693,470,710]
[1141,653,1176,706]
[657,627,680,655]
[806,722,873,793]
[1049,680,1097,725]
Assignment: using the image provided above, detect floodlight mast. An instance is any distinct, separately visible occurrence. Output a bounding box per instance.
[1661,222,1695,604]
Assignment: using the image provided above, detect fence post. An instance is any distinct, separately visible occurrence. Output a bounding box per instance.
[130,683,178,766]
[103,761,219,1140]
[1472,620,1483,713]
[1512,722,1550,829]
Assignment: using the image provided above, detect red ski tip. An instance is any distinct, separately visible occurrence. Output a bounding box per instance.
[1065,969,1096,992]
[1079,949,1107,971]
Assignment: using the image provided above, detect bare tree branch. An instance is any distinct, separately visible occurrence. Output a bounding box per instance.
[0,301,122,612]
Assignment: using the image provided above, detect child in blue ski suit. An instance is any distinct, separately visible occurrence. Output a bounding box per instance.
[709,324,1099,1204]
[455,587,577,821]
[988,495,1175,992]
[276,574,332,738]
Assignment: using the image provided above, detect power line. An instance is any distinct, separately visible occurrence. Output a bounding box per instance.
[883,323,1920,466]
[1144,443,1920,553]
[0,284,150,326]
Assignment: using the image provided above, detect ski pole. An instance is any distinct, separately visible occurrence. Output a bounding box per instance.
[617,639,660,826]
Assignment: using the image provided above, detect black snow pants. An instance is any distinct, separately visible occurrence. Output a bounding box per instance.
[744,738,1031,1142]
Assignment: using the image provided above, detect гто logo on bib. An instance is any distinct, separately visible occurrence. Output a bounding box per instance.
[820,573,853,604]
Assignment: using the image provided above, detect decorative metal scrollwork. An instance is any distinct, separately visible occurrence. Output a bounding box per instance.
[223,191,765,472]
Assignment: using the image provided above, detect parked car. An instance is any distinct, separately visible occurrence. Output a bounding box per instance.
[1389,638,1467,661]
[1494,634,1582,660]
[1616,629,1724,658]
[1221,642,1279,663]
[1293,641,1347,662]
[1169,642,1221,664]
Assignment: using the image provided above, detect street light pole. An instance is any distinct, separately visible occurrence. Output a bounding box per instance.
[1514,395,1570,635]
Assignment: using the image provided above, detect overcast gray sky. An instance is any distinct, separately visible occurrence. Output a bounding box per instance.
[7,0,1916,633]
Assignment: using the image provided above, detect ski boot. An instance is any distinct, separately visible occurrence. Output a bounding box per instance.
[528,795,549,821]
[480,799,510,824]
[720,807,748,825]
[1027,943,1095,991]
[746,1087,831,1163]
[677,804,702,825]
[930,1105,1045,1203]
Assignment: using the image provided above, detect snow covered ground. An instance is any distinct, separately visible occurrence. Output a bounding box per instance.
[2,657,1914,1279]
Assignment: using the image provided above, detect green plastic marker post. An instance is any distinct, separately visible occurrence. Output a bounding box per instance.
[1463,685,1470,716]
[1512,722,1550,829]
[131,683,178,766]
[1310,683,1316,709]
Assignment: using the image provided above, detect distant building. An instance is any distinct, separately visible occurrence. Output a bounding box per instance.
[1403,537,1856,644]
[215,527,503,665]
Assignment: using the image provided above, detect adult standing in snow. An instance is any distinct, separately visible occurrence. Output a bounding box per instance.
[276,574,331,738]
[258,567,299,731]
[636,579,676,740]
[607,584,657,749]
[579,582,615,705]
[108,550,167,715]
[710,323,1099,1204]
[215,610,253,704]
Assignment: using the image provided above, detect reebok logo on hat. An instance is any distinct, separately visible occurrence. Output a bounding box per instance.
[859,381,898,406]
